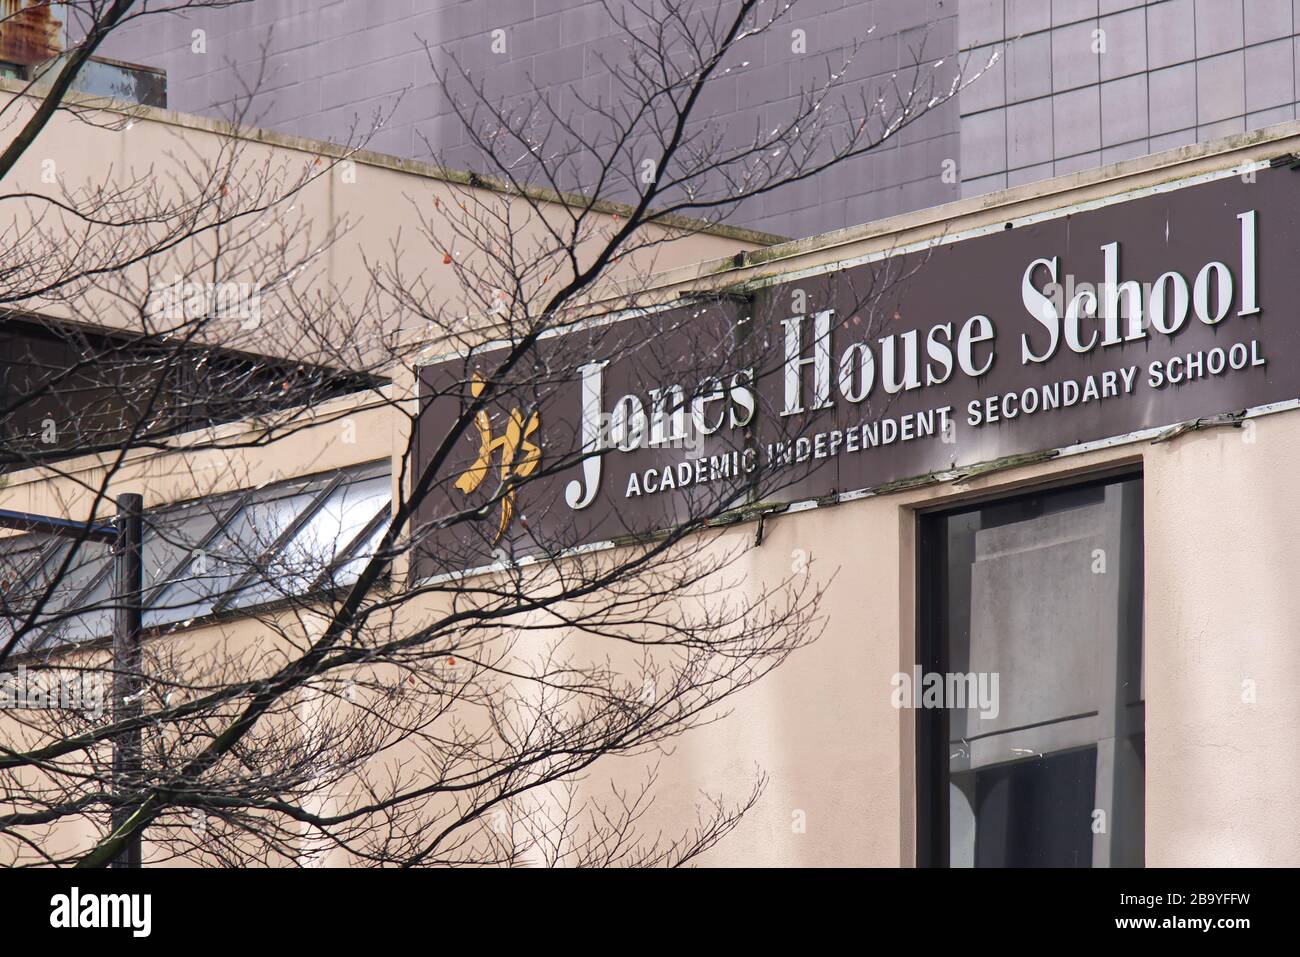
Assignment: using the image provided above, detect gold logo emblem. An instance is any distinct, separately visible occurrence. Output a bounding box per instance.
[453,374,541,544]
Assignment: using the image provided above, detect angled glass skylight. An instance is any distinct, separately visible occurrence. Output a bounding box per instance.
[1,536,111,651]
[148,481,325,626]
[225,470,392,609]
[0,460,392,655]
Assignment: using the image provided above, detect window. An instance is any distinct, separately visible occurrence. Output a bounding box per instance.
[0,461,392,657]
[917,474,1144,867]
[0,318,381,473]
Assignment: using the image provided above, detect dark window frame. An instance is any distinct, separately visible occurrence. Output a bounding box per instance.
[0,316,384,473]
[915,467,1144,868]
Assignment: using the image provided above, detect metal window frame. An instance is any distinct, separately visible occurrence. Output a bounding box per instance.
[309,501,394,594]
[142,491,255,612]
[914,468,1144,869]
[210,473,346,614]
[2,460,394,653]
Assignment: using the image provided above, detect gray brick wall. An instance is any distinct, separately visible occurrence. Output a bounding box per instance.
[958,0,1300,197]
[97,0,1300,238]
[99,0,960,238]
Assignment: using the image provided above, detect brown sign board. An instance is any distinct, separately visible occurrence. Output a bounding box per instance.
[414,165,1297,577]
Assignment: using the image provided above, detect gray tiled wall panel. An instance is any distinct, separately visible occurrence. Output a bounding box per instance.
[99,0,1300,237]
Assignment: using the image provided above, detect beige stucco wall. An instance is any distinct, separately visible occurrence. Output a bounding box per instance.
[1142,411,1300,866]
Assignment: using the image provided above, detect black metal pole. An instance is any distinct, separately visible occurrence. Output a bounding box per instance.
[111,493,143,868]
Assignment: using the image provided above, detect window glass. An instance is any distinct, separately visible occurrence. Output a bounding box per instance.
[13,540,112,653]
[329,510,391,588]
[142,501,228,595]
[229,473,391,607]
[45,561,115,648]
[0,534,56,645]
[3,461,393,647]
[920,475,1144,867]
[149,485,321,623]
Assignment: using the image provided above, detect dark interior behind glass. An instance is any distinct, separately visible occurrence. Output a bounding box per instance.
[918,474,1145,867]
